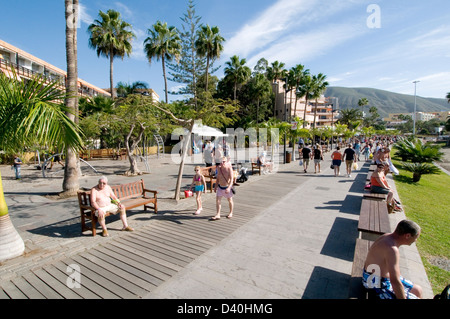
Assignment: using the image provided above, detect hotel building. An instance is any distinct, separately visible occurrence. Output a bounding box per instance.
[272,80,339,128]
[0,39,110,98]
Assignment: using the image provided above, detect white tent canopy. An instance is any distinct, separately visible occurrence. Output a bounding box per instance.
[184,123,228,137]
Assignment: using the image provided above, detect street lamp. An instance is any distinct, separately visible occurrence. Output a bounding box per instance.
[413,80,420,136]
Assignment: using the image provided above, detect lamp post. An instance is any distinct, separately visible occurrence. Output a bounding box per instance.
[413,80,420,136]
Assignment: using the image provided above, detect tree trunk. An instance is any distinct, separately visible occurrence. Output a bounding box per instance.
[0,171,25,261]
[413,173,421,182]
[63,0,80,195]
[125,123,145,176]
[162,56,168,103]
[205,56,210,92]
[110,51,115,100]
[303,96,309,128]
[174,121,194,200]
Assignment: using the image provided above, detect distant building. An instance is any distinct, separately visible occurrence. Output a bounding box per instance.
[272,80,339,128]
[0,39,110,98]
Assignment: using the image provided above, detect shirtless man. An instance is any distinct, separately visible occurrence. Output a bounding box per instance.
[363,220,423,299]
[211,157,234,220]
[90,176,134,237]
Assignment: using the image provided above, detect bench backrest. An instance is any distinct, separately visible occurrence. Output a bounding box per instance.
[199,166,216,177]
[77,179,146,206]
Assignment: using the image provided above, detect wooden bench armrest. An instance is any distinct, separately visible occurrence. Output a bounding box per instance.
[143,189,158,196]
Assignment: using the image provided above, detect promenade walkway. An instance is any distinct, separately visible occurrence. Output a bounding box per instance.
[0,154,434,299]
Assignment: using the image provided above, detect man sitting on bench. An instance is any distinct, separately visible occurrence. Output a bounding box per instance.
[363,220,423,299]
[90,176,134,237]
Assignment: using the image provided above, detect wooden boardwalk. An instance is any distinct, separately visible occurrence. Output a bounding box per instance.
[0,172,295,299]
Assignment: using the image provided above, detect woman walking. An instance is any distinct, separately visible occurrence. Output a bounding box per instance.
[331,147,342,177]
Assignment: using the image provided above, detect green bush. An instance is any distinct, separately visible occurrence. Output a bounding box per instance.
[395,137,444,163]
[401,162,441,182]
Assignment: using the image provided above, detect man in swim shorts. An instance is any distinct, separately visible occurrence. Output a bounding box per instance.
[363,220,423,299]
[211,157,234,220]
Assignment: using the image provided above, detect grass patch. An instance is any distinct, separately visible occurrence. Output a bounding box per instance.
[392,156,450,295]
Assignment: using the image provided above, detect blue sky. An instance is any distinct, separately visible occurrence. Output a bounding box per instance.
[0,0,449,101]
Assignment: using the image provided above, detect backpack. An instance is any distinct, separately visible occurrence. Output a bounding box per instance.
[434,284,450,299]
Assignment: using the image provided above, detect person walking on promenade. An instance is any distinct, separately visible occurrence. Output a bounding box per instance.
[331,147,342,177]
[203,140,213,167]
[300,145,312,173]
[190,166,207,215]
[90,176,134,237]
[211,156,234,221]
[342,144,356,177]
[363,219,423,299]
[354,139,361,161]
[13,154,23,180]
[313,144,323,173]
[362,143,371,162]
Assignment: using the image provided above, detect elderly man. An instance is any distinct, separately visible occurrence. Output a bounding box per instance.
[210,157,234,220]
[90,176,134,237]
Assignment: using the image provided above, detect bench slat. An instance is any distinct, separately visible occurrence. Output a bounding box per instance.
[358,199,390,235]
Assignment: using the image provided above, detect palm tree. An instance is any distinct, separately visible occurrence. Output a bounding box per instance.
[248,73,272,123]
[297,74,314,128]
[311,73,329,129]
[144,21,181,104]
[358,97,369,122]
[0,71,84,262]
[224,55,251,101]
[88,9,135,100]
[116,81,149,98]
[266,61,286,117]
[289,64,309,119]
[64,0,80,195]
[195,25,225,92]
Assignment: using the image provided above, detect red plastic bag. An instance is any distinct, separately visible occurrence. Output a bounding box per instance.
[184,190,193,198]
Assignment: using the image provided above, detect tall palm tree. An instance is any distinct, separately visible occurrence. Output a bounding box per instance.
[195,24,225,92]
[64,0,80,195]
[266,61,286,117]
[88,9,135,100]
[358,97,369,121]
[288,64,309,119]
[144,21,181,104]
[224,55,251,101]
[311,73,329,129]
[248,73,272,123]
[0,70,84,262]
[297,74,314,128]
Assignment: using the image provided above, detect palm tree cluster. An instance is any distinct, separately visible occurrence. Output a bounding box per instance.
[394,137,443,182]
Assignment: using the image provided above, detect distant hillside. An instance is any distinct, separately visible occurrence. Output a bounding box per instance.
[325,87,450,118]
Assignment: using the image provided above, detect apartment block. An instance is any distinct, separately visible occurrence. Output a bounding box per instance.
[0,39,110,98]
[272,80,339,128]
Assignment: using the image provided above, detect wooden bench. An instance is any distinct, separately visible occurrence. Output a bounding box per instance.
[251,158,261,175]
[363,189,387,201]
[358,198,390,240]
[349,238,376,299]
[77,179,158,236]
[113,148,127,160]
[199,165,216,192]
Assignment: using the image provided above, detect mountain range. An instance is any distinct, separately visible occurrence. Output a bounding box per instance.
[324,87,450,119]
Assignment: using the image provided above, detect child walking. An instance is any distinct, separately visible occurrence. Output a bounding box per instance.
[190,166,207,215]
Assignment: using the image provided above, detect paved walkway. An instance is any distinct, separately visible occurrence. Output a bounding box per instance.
[0,153,434,299]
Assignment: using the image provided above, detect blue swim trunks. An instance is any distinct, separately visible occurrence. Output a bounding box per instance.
[362,269,418,299]
[194,185,204,192]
